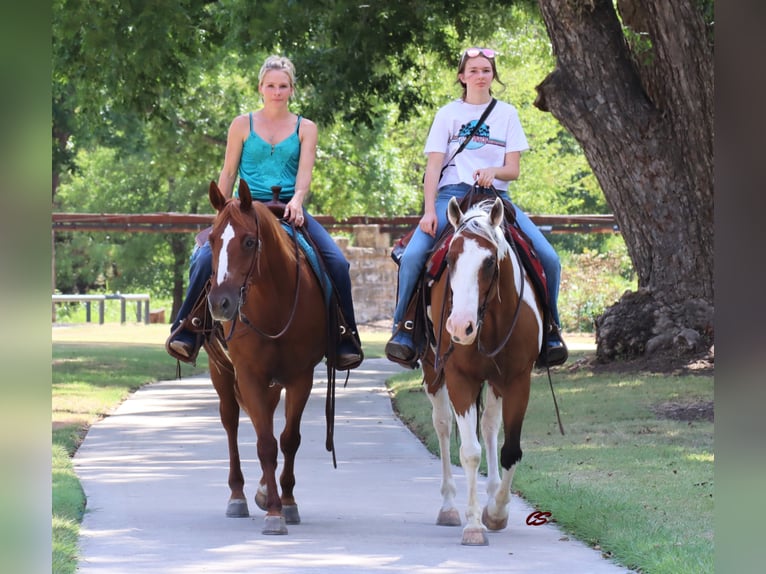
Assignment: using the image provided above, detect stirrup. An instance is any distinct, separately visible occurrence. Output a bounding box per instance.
[165,320,203,365]
[385,321,419,369]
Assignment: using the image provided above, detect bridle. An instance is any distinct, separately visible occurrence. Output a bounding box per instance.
[433,219,527,376]
[215,205,303,342]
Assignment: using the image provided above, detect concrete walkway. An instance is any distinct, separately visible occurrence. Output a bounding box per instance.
[74,358,633,573]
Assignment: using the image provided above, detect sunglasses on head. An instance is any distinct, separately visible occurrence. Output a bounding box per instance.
[460,47,496,66]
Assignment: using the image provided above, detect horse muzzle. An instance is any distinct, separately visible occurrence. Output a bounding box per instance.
[446,315,478,346]
[208,285,241,322]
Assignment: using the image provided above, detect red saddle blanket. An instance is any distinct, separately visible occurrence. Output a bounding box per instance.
[425,222,549,309]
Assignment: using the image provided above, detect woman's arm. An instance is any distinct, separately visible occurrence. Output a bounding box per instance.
[217,115,248,198]
[420,151,445,237]
[472,151,521,188]
[284,117,318,223]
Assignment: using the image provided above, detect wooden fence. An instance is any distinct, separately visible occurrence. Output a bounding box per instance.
[52,212,618,235]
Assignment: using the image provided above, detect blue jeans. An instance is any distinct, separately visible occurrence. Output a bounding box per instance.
[172,208,358,333]
[393,183,561,326]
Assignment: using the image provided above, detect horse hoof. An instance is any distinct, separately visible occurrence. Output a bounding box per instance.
[225,498,249,518]
[481,506,508,531]
[262,515,288,535]
[436,508,461,526]
[255,490,268,511]
[461,527,489,546]
[283,504,301,525]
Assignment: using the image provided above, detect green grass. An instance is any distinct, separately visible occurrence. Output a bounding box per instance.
[388,351,713,574]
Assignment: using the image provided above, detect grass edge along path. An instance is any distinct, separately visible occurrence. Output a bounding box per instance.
[51,324,388,574]
[387,354,713,574]
[52,328,209,574]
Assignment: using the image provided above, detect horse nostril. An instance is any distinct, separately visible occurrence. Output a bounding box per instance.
[466,323,474,337]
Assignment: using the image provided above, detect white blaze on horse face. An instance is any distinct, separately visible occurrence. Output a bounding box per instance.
[216,223,236,286]
[447,238,491,344]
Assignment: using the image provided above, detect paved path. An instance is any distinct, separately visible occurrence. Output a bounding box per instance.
[74,358,633,573]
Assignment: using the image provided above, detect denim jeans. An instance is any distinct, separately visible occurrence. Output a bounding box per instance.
[172,208,357,333]
[393,183,561,326]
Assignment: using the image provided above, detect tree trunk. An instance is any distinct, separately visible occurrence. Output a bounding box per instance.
[535,0,713,364]
[169,234,188,325]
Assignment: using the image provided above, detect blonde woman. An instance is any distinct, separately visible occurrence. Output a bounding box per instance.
[169,56,363,370]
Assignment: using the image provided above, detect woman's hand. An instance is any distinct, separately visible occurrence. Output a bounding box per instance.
[473,167,497,188]
[419,211,438,237]
[284,198,305,226]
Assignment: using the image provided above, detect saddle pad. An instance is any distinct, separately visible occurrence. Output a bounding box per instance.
[425,224,549,308]
[281,223,333,306]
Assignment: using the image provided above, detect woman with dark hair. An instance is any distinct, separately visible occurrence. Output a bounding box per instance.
[385,47,567,367]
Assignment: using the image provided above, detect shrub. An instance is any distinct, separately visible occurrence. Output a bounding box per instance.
[558,238,636,333]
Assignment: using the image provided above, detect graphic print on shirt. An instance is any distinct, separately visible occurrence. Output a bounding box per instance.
[453,120,504,150]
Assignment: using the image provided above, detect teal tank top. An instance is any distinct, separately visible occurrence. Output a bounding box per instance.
[237,113,301,201]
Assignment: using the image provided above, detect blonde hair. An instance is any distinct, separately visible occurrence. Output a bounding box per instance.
[258,55,296,88]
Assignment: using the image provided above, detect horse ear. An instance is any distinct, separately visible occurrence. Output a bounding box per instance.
[447,196,463,229]
[489,197,504,228]
[209,181,226,212]
[238,180,253,211]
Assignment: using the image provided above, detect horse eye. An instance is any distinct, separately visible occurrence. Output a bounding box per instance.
[483,257,496,272]
[244,236,257,250]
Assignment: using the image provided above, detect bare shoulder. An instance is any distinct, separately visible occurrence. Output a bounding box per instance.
[298,116,317,132]
[298,116,318,141]
[229,114,250,131]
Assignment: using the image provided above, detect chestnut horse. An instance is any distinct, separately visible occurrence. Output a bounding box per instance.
[204,179,328,535]
[422,197,543,546]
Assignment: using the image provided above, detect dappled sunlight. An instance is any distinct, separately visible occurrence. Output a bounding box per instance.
[685,452,713,463]
[607,379,646,389]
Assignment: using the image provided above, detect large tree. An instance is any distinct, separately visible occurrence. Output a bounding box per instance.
[533,0,714,363]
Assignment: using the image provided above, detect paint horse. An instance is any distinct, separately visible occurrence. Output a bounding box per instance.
[204,179,329,535]
[422,197,543,546]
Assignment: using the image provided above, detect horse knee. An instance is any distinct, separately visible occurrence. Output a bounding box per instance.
[500,443,522,470]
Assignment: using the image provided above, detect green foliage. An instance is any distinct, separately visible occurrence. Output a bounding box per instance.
[558,237,637,332]
[53,0,613,300]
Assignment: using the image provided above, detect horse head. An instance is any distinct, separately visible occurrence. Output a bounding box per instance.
[207,180,259,322]
[444,197,508,345]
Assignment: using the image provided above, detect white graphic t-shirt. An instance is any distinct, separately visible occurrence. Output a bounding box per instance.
[424,98,529,191]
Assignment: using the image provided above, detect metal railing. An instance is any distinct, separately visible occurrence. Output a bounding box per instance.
[52,293,150,324]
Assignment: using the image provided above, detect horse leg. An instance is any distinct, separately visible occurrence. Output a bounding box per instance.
[482,374,531,532]
[480,386,503,509]
[425,383,460,526]
[277,373,313,525]
[453,393,488,546]
[243,382,287,535]
[209,365,249,518]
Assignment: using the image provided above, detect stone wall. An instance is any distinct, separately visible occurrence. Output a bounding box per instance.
[334,225,399,326]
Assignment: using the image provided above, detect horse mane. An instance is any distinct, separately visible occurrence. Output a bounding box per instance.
[217,199,298,266]
[456,200,511,260]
